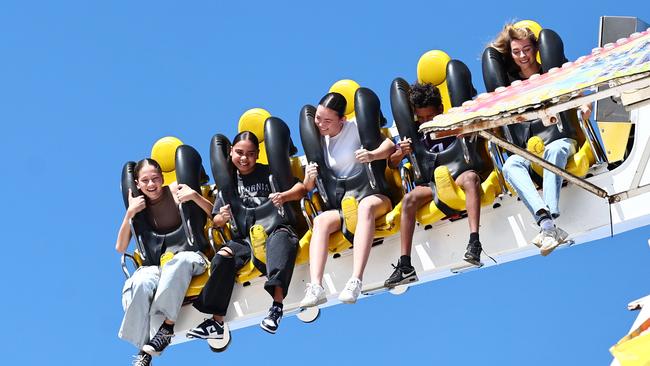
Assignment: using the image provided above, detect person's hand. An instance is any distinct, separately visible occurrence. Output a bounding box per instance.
[269,192,286,208]
[305,162,319,182]
[355,148,374,163]
[397,138,413,156]
[218,204,232,222]
[126,188,146,218]
[579,103,592,121]
[175,183,196,203]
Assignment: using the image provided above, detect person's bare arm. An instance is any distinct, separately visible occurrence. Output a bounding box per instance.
[270,181,308,208]
[303,162,318,191]
[115,189,146,253]
[355,137,396,163]
[388,138,412,168]
[173,183,214,216]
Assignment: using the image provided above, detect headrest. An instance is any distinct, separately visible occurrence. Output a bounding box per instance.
[416,50,452,112]
[238,108,270,164]
[446,60,477,108]
[238,108,271,142]
[329,79,360,120]
[151,136,183,185]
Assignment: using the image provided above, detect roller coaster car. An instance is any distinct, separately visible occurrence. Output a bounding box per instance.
[388,59,502,226]
[210,117,310,284]
[120,139,214,300]
[298,87,405,254]
[482,26,600,180]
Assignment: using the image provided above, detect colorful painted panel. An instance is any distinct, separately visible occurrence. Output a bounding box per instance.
[422,29,650,131]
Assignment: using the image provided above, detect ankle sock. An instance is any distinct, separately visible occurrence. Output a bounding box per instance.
[399,255,411,268]
[469,232,479,243]
[272,301,284,310]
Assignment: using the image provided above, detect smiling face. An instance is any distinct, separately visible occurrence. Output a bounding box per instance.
[510,37,540,77]
[230,139,259,175]
[315,105,345,137]
[136,163,164,200]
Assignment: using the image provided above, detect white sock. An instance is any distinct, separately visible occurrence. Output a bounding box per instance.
[540,218,555,231]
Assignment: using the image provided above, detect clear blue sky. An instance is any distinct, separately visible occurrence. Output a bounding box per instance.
[2,1,649,365]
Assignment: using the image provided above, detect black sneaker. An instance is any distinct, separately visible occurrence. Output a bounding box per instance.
[132,352,152,366]
[142,326,173,356]
[463,240,482,266]
[186,318,224,340]
[260,305,283,334]
[384,263,418,287]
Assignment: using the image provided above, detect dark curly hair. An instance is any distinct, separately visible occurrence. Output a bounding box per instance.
[409,82,442,109]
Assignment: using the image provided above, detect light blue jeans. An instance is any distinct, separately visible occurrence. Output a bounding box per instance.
[503,138,577,224]
[118,251,207,348]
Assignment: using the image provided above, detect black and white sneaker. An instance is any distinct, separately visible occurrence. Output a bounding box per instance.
[260,305,283,334]
[384,263,418,288]
[463,240,482,266]
[186,318,224,340]
[142,326,173,356]
[132,352,152,366]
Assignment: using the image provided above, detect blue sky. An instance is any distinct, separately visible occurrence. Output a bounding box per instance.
[2,1,649,365]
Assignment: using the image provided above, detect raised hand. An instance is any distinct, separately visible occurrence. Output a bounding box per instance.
[355,148,375,163]
[127,188,146,218]
[176,183,197,203]
[269,192,286,208]
[219,204,233,222]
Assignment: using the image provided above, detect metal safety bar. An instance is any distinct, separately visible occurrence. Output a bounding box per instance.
[269,175,286,218]
[129,218,146,261]
[178,202,195,247]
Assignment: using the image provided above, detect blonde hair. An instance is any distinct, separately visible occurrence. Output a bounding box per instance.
[490,24,538,56]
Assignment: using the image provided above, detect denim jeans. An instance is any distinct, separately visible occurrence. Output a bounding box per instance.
[118,251,207,348]
[503,138,577,224]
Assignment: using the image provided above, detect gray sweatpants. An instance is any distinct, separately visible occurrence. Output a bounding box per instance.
[118,251,207,348]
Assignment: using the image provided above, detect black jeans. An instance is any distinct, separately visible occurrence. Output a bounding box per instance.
[192,227,298,316]
[192,239,250,316]
[263,226,298,298]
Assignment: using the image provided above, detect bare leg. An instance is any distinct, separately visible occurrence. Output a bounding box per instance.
[351,194,392,280]
[399,186,434,257]
[309,210,341,285]
[273,286,283,303]
[455,171,481,234]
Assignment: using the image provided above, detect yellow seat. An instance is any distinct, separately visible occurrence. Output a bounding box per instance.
[527,136,596,179]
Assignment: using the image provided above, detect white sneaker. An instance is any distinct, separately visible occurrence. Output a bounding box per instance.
[338,277,362,304]
[299,283,326,308]
[539,226,569,256]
